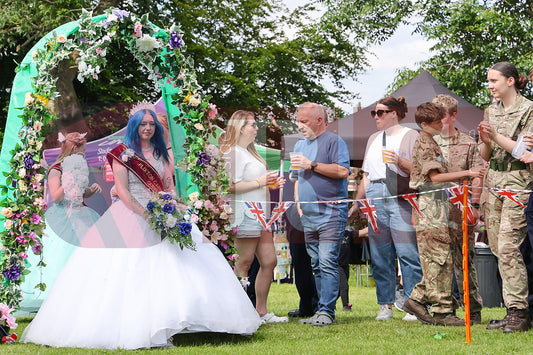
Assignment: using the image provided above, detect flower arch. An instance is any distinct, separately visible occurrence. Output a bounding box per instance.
[0,8,236,310]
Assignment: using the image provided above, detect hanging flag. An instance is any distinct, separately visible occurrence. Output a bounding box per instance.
[357,199,380,234]
[266,201,293,231]
[244,201,268,230]
[493,188,525,207]
[445,186,475,224]
[402,193,423,217]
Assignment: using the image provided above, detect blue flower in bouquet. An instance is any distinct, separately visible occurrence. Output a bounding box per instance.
[147,201,156,211]
[196,152,210,166]
[179,222,192,235]
[169,33,182,49]
[24,154,34,169]
[4,264,21,281]
[163,203,175,214]
[162,193,172,201]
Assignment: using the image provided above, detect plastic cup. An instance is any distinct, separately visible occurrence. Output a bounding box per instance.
[382,149,394,163]
[267,170,279,188]
[290,152,303,170]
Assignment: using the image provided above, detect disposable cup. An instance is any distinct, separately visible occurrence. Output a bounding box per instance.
[290,152,303,170]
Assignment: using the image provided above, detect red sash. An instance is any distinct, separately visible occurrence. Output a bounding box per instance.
[107,143,164,194]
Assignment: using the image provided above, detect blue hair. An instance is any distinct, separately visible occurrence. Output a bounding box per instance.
[123,109,169,163]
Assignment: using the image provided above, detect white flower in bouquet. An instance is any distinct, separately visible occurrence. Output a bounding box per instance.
[165,214,178,228]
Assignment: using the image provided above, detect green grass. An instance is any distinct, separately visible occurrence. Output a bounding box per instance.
[3,270,531,354]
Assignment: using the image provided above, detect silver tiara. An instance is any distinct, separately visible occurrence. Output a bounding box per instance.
[130,101,156,117]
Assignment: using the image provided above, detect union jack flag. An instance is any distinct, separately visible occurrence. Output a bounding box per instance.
[244,201,268,230]
[266,201,293,231]
[493,188,525,207]
[402,193,423,218]
[357,199,380,234]
[445,186,475,224]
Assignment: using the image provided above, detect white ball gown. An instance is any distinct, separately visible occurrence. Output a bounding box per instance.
[20,154,100,312]
[21,155,261,349]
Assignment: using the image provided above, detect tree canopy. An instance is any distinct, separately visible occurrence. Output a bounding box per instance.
[387,0,533,107]
[0,0,411,143]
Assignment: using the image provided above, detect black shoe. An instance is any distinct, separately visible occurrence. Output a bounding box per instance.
[288,309,315,317]
[288,309,301,317]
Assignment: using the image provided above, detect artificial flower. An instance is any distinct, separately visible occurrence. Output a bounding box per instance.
[194,200,203,209]
[1,208,13,218]
[188,95,201,106]
[189,191,199,202]
[165,215,178,228]
[179,222,192,235]
[24,92,34,106]
[169,32,182,49]
[191,214,199,223]
[194,123,204,130]
[136,34,160,52]
[33,121,43,132]
[133,21,143,38]
[3,220,12,230]
[207,103,218,120]
[57,34,67,43]
[0,303,17,329]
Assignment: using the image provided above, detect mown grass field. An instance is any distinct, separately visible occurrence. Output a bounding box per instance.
[3,268,529,354]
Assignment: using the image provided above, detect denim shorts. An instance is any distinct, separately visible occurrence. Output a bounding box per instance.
[236,214,265,238]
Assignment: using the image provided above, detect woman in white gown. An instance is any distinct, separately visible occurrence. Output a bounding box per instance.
[21,103,261,349]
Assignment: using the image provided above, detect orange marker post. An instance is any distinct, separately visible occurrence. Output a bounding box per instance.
[462,181,471,343]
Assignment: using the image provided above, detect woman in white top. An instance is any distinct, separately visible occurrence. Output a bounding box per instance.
[220,110,287,324]
[350,96,423,321]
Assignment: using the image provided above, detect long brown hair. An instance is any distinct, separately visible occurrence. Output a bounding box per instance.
[219,110,267,168]
[49,132,87,172]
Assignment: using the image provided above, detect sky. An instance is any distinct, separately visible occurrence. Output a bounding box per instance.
[284,0,436,114]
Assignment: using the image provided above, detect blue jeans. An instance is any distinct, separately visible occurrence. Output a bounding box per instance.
[366,182,422,305]
[304,215,347,317]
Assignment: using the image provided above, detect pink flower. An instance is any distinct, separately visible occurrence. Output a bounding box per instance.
[133,21,143,38]
[210,221,218,232]
[228,253,239,261]
[30,213,42,224]
[18,252,28,259]
[28,232,38,242]
[207,103,218,120]
[0,303,17,329]
[220,241,229,250]
[204,200,214,210]
[232,227,240,234]
[194,200,203,209]
[191,214,199,223]
[96,47,102,54]
[15,235,27,244]
[165,77,173,84]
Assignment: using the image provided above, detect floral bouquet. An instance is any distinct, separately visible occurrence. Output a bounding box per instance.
[0,303,17,344]
[146,192,196,251]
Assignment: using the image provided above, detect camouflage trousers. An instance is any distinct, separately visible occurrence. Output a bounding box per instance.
[410,227,455,314]
[484,188,529,309]
[450,240,483,313]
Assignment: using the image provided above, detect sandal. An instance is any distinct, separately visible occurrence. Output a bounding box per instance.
[312,312,337,326]
[299,313,319,325]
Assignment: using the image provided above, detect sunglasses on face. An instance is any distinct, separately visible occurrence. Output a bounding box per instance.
[371,109,394,118]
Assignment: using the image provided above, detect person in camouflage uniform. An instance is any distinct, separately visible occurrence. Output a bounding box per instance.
[433,94,485,324]
[478,62,533,333]
[403,103,484,326]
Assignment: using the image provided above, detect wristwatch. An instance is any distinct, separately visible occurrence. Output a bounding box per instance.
[310,161,318,171]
